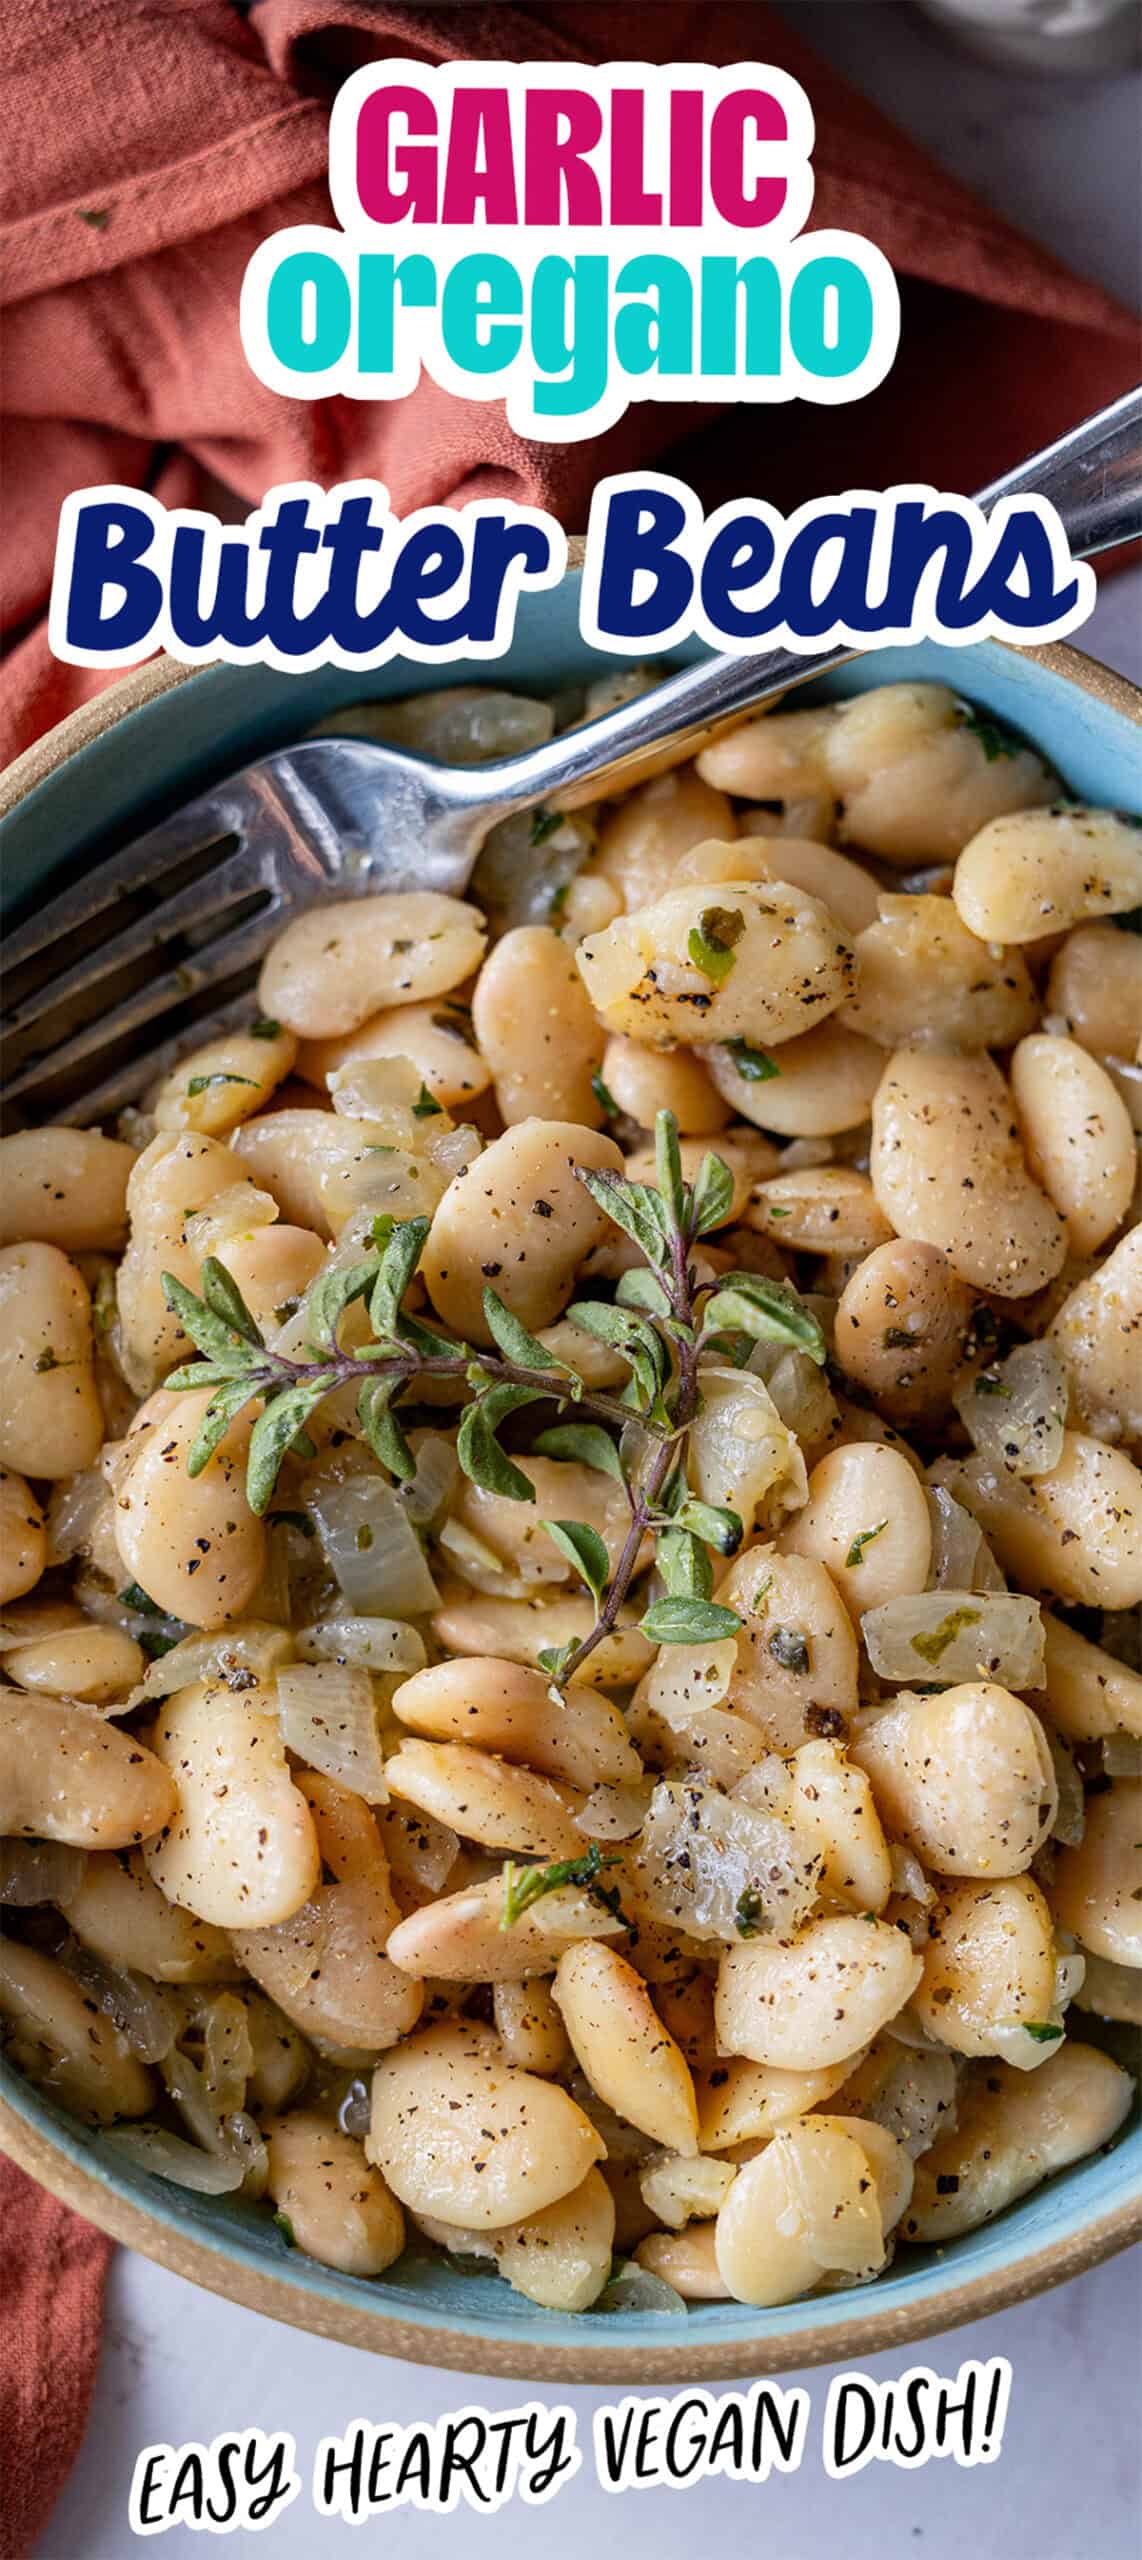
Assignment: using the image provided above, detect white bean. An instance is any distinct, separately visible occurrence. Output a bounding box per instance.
[0,1242,103,1478]
[600,1037,730,1135]
[715,1915,922,2070]
[1048,1224,1142,1444]
[912,1874,1057,2059]
[61,1849,236,1983]
[718,1543,859,1747]
[258,894,486,1037]
[553,1941,700,2153]
[392,1657,641,1790]
[576,881,854,1048]
[708,1020,883,1136]
[870,1049,1067,1297]
[844,896,1039,1051]
[297,997,493,1109]
[696,2054,857,2151]
[714,2116,886,2306]
[0,1689,177,1849]
[745,1167,893,1256]
[834,1240,978,1425]
[594,769,735,910]
[471,926,605,1125]
[698,831,881,934]
[0,1936,153,2123]
[1011,1035,1136,1253]
[233,1775,424,2052]
[265,2113,405,2276]
[779,1443,932,1620]
[1050,1782,1142,1965]
[0,1469,47,1605]
[117,1132,268,1389]
[113,1390,267,1629]
[151,1024,298,1135]
[144,1678,320,1928]
[934,1433,1142,1609]
[953,805,1142,942]
[825,684,1055,862]
[0,1130,135,1253]
[852,1684,1057,1877]
[1045,924,1142,1063]
[904,2043,1133,2241]
[386,1874,623,1982]
[385,1738,586,1856]
[4,1621,143,1704]
[367,2019,604,2227]
[421,1118,622,1342]
[635,2222,730,2298]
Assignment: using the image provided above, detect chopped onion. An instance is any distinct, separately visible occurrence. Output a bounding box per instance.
[633,1776,819,1944]
[427,1122,483,1183]
[861,1590,1045,1689]
[337,2076,372,2139]
[128,1622,295,1709]
[0,1841,86,1906]
[436,1517,528,1595]
[278,1661,389,1800]
[1055,1948,1086,2012]
[104,2126,248,2194]
[752,1346,838,1450]
[196,1990,256,2114]
[888,1843,936,1910]
[59,1941,181,2062]
[376,1804,460,1893]
[989,2017,1066,2072]
[852,2047,959,2160]
[1046,1729,1085,1847]
[397,1433,459,1530]
[594,2262,687,2318]
[472,805,595,933]
[296,1617,426,1674]
[1102,1733,1142,1777]
[319,687,553,764]
[329,1052,426,1131]
[308,1473,439,1616]
[74,1569,186,1655]
[573,1780,655,1842]
[884,2005,946,2053]
[160,2047,268,2193]
[687,1365,807,1541]
[925,1486,985,1591]
[183,1184,278,1261]
[45,1469,112,1566]
[955,1340,1067,1479]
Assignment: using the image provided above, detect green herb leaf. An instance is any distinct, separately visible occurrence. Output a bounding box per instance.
[246,1379,332,1513]
[673,1497,743,1556]
[688,1151,735,1237]
[186,1376,263,1477]
[724,1038,780,1083]
[529,806,564,846]
[910,1606,981,1666]
[704,1273,826,1366]
[249,1016,282,1040]
[654,1110,686,1228]
[273,2210,296,2246]
[368,1217,430,1339]
[577,1168,672,1270]
[501,1839,617,1927]
[640,1595,741,1646]
[303,1259,376,1356]
[119,1582,160,1617]
[614,1265,671,1317]
[456,1383,542,1502]
[532,1423,624,1481]
[200,1257,265,1349]
[412,1084,442,1118]
[482,1288,561,1374]
[959,703,1021,762]
[542,1518,610,1603]
[160,1268,262,1372]
[656,1527,713,1602]
[357,1376,415,1482]
[734,1886,766,1938]
[1023,2021,1064,2045]
[186,1072,259,1098]
[769,1626,810,1674]
[972,1370,1011,1399]
[537,1640,579,1682]
[845,1519,889,1569]
[566,1300,668,1412]
[591,1070,619,1119]
[687,906,744,985]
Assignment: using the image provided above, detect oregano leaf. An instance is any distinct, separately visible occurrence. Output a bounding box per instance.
[640,1596,741,1645]
[246,1379,331,1513]
[688,1153,735,1238]
[542,1518,610,1603]
[532,1423,624,1481]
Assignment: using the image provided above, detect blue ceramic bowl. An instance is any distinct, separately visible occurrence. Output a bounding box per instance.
[1,603,1139,2380]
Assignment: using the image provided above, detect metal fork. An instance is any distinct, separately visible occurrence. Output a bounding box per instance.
[3,386,1139,1125]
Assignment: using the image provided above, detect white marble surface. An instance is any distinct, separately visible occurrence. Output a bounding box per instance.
[32,14,1141,2554]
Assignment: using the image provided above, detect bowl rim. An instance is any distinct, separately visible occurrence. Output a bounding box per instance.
[1,625,1139,2381]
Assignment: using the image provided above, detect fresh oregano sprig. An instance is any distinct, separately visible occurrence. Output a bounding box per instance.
[161,1109,826,1686]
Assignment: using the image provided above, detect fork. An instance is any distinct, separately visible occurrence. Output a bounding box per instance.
[3,385,1139,1125]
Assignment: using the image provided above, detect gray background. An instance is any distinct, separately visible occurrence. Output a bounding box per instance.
[36,8,1141,2552]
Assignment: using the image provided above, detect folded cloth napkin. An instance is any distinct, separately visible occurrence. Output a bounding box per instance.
[0,0,1136,763]
[0,2160,112,2560]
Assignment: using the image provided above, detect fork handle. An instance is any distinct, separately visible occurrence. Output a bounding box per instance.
[453,385,1142,822]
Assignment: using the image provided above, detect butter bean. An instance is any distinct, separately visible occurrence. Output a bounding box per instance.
[421,1118,622,1343]
[113,1390,266,1629]
[600,1036,730,1136]
[265,2112,405,2276]
[0,1690,176,1849]
[151,1024,298,1135]
[954,805,1142,942]
[554,1942,700,2154]
[0,1129,135,1252]
[472,926,605,1126]
[1051,1782,1142,1966]
[576,881,854,1048]
[904,2044,1132,2241]
[1048,1225,1142,1443]
[392,1657,641,1790]
[912,1875,1057,2059]
[386,1874,624,1982]
[934,1434,1142,1609]
[144,1678,320,1928]
[715,2116,886,2306]
[834,1240,978,1425]
[594,768,735,910]
[0,1937,153,2123]
[0,1242,103,1477]
[709,1020,882,1137]
[779,1442,932,1619]
[258,894,486,1038]
[1011,1035,1136,1254]
[852,1684,1057,1878]
[1045,923,1142,1063]
[367,2020,604,2227]
[297,997,493,1108]
[61,1849,237,1983]
[716,1916,922,2071]
[234,1775,423,2054]
[745,1167,893,1256]
[0,1470,47,1605]
[870,1049,1067,1297]
[117,1132,267,1389]
[385,1738,586,1857]
[844,896,1039,1050]
[4,1621,143,1705]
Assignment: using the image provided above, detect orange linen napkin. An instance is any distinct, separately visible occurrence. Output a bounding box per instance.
[0,2161,112,2560]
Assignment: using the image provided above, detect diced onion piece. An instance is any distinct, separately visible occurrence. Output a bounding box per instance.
[397,1433,460,1530]
[925,1486,986,1591]
[45,1469,113,1566]
[633,1776,819,1944]
[337,2076,372,2139]
[1102,1733,1142,1777]
[128,1622,295,1709]
[376,1804,460,1893]
[436,1517,523,1593]
[427,1122,483,1183]
[594,2262,688,2317]
[861,1590,1045,1689]
[647,1637,737,1718]
[687,1365,808,1541]
[104,2126,248,2194]
[58,1941,181,2062]
[1046,1728,1085,1847]
[573,1780,655,1842]
[159,2048,268,2193]
[750,1346,838,1451]
[889,1843,936,1910]
[308,1474,439,1616]
[329,1052,428,1133]
[296,1617,426,1674]
[989,2017,1066,2073]
[183,1185,278,1261]
[1055,1948,1086,2011]
[0,1841,87,1906]
[955,1341,1068,1479]
[277,1662,389,1801]
[472,806,595,933]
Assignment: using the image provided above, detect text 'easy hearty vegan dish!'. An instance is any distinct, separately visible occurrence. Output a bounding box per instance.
[1,672,1139,2317]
